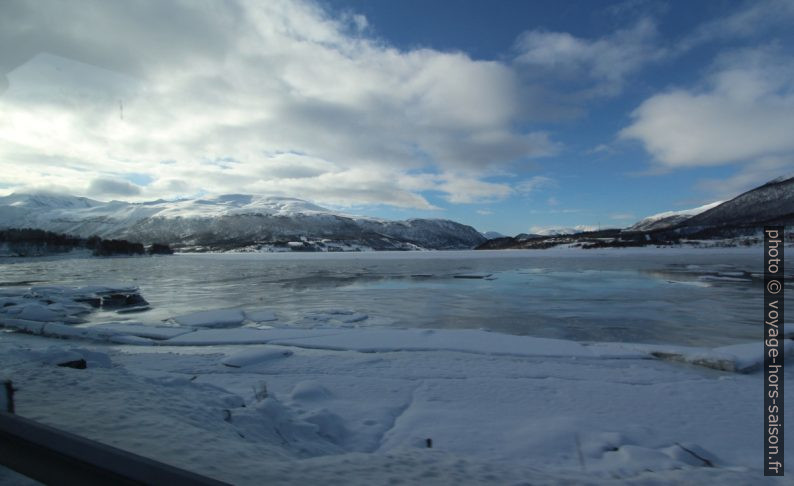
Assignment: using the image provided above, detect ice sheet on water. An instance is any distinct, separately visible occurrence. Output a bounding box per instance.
[0,285,147,327]
[221,347,294,368]
[452,273,492,279]
[164,327,598,359]
[7,303,64,322]
[172,309,246,328]
[267,328,596,357]
[165,328,343,345]
[29,284,140,300]
[4,282,792,376]
[4,346,111,369]
[110,335,156,345]
[299,309,369,326]
[697,275,751,282]
[91,322,195,340]
[245,309,278,323]
[649,340,794,373]
[0,299,90,324]
[1,318,153,345]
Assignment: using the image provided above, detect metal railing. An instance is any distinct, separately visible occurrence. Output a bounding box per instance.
[0,410,231,485]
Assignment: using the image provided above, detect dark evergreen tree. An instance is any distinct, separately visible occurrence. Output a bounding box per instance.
[148,243,174,255]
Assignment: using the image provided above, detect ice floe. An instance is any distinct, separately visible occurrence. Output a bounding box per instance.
[221,347,294,368]
[172,308,246,328]
[245,308,278,323]
[91,322,195,340]
[302,309,369,325]
[0,284,148,326]
[4,346,112,369]
[1,285,790,374]
[648,340,794,373]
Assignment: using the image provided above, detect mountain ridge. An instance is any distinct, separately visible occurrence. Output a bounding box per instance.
[0,193,485,251]
[677,176,794,232]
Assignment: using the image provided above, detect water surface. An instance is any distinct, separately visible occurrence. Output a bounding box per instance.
[0,247,777,346]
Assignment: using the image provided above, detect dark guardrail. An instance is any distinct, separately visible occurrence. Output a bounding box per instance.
[0,411,231,485]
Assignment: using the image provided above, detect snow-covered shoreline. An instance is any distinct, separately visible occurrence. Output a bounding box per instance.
[1,283,791,484]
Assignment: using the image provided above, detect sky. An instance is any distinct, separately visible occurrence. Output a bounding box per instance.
[1,0,793,235]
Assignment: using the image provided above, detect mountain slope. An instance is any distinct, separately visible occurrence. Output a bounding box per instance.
[627,201,723,232]
[0,193,485,251]
[621,175,794,238]
[679,176,794,231]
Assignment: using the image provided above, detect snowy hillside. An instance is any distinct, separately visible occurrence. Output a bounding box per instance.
[681,176,794,230]
[625,175,794,235]
[627,201,723,232]
[0,193,485,251]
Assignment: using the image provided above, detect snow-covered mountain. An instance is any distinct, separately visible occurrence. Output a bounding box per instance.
[0,193,486,251]
[626,175,794,235]
[627,201,723,232]
[680,176,794,231]
[531,226,598,236]
[481,231,505,240]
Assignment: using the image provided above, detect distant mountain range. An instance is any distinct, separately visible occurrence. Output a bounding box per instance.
[0,193,485,251]
[2,175,791,253]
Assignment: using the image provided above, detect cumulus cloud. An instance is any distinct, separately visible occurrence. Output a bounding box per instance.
[682,0,794,50]
[696,155,794,199]
[435,174,513,204]
[620,47,794,168]
[514,18,664,99]
[0,0,555,207]
[516,176,557,193]
[609,212,636,221]
[87,178,142,197]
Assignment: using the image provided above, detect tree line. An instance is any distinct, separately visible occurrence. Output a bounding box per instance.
[0,228,173,257]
